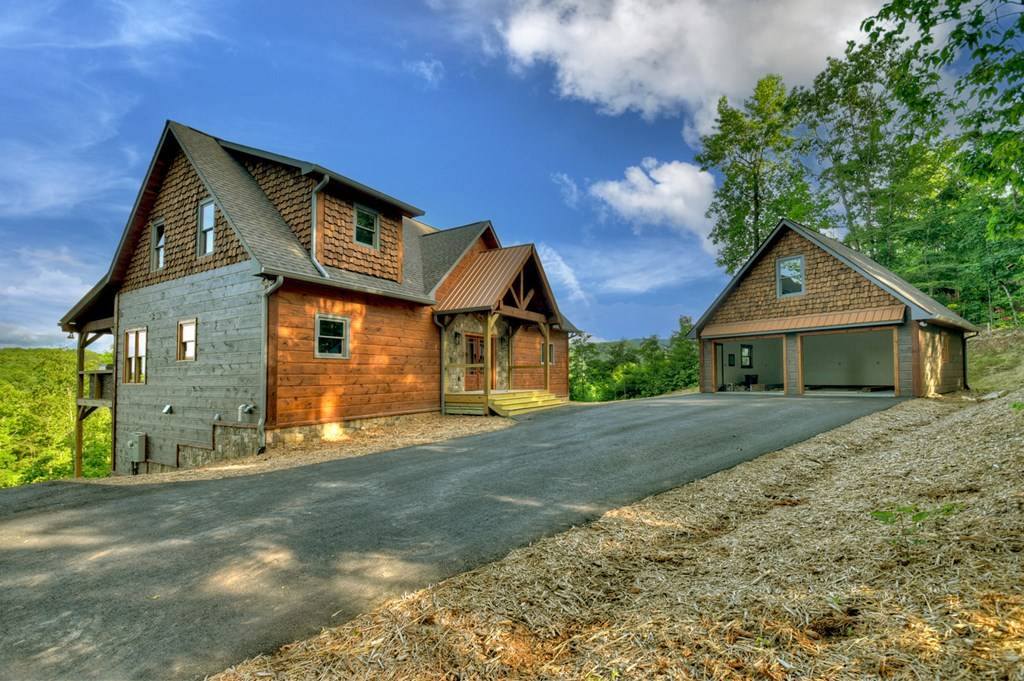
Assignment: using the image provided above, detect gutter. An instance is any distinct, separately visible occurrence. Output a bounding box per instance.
[309,174,331,278]
[257,275,285,450]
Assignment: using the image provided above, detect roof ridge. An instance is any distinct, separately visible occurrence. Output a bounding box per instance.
[421,220,491,237]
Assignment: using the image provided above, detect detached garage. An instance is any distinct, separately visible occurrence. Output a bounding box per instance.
[689,219,978,397]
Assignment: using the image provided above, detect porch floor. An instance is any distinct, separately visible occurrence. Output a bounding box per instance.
[444,389,567,417]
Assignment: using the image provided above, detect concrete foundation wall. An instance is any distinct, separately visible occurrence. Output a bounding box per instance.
[115,261,265,473]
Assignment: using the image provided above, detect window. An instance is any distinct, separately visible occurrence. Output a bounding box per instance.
[548,343,555,364]
[354,204,379,247]
[315,313,350,358]
[151,221,165,271]
[467,335,484,364]
[777,255,805,297]
[123,328,147,383]
[177,319,197,361]
[728,353,736,367]
[740,344,753,369]
[198,199,216,256]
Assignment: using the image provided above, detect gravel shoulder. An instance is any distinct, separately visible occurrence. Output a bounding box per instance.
[214,391,1024,681]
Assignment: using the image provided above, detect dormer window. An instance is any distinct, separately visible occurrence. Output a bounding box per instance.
[354,204,379,248]
[151,221,165,271]
[198,199,216,256]
[777,255,805,298]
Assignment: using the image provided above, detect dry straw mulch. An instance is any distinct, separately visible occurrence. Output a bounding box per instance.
[213,392,1024,680]
[87,414,512,486]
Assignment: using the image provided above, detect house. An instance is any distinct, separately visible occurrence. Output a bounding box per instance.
[60,121,577,476]
[688,218,978,397]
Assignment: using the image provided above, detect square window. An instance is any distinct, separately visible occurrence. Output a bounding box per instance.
[177,319,197,361]
[315,314,350,358]
[740,344,753,369]
[198,200,216,256]
[777,256,805,297]
[354,205,378,247]
[152,221,165,271]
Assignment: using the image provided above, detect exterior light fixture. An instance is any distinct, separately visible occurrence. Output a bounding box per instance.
[162,405,173,414]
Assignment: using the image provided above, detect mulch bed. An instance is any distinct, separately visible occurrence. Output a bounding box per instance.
[212,390,1024,680]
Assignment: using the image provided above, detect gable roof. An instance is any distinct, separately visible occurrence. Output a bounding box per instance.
[436,244,563,321]
[688,218,978,339]
[61,121,576,332]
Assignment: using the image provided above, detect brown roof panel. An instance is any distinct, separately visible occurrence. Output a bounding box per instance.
[436,245,533,313]
[700,305,906,339]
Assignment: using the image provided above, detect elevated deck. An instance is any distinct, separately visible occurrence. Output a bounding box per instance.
[444,389,567,417]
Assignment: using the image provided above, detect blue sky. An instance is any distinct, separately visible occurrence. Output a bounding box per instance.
[0,0,881,346]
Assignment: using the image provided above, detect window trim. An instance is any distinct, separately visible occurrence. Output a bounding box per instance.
[122,327,148,384]
[353,203,380,249]
[176,318,197,362]
[197,198,217,257]
[776,255,806,299]
[740,344,753,369]
[314,313,351,359]
[151,220,166,272]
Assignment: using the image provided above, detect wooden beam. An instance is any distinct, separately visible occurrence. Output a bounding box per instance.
[497,303,546,324]
[521,288,535,309]
[892,327,901,397]
[483,313,495,408]
[74,333,85,478]
[82,316,115,334]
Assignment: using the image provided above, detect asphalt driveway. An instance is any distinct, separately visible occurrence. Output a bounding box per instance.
[0,393,898,680]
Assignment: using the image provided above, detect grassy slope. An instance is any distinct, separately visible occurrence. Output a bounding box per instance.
[968,329,1024,393]
[0,347,112,486]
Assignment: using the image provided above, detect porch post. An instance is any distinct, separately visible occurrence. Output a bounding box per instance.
[541,321,550,392]
[484,313,495,407]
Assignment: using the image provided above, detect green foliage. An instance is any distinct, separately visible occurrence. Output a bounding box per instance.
[696,74,828,273]
[569,317,699,402]
[871,502,961,547]
[0,348,111,487]
[1012,402,1024,411]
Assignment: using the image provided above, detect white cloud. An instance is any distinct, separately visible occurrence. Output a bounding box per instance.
[589,157,715,250]
[537,242,588,303]
[403,57,446,87]
[550,171,580,208]
[434,0,880,138]
[0,247,101,348]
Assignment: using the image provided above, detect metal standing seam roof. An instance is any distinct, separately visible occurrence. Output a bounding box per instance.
[700,305,907,339]
[688,218,979,339]
[436,245,534,313]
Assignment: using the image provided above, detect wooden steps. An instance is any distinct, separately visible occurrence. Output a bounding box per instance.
[444,390,568,417]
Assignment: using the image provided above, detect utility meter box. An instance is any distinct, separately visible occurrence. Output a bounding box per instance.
[127,432,147,463]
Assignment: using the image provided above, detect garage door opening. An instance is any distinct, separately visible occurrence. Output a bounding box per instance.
[800,329,895,395]
[714,337,784,393]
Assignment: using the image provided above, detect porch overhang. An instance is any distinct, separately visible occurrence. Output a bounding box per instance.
[699,305,906,339]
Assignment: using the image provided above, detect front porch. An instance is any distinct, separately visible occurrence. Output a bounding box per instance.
[444,389,567,417]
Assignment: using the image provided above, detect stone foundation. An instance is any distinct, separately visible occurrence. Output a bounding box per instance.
[177,423,261,468]
[265,411,438,447]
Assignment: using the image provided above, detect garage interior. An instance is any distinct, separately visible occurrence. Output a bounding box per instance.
[715,337,784,392]
[800,329,895,394]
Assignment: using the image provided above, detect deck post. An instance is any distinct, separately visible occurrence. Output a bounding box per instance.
[541,321,550,392]
[74,332,85,477]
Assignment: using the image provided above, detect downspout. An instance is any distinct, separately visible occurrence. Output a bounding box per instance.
[309,174,330,278]
[433,314,447,414]
[257,275,285,451]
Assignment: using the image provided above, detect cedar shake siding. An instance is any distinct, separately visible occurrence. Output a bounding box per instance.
[320,190,403,282]
[707,229,899,326]
[240,156,315,249]
[267,281,440,429]
[122,150,248,292]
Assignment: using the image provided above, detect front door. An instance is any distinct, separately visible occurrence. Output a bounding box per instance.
[464,335,497,391]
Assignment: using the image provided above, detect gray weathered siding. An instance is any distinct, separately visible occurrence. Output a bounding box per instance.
[115,261,264,473]
[784,333,800,394]
[897,322,914,396]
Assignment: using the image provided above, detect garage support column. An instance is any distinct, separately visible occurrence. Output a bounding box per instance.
[784,333,801,395]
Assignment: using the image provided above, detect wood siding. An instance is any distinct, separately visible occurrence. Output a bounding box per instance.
[122,150,248,292]
[115,262,264,472]
[510,327,569,397]
[707,229,899,325]
[268,281,440,428]
[917,324,965,395]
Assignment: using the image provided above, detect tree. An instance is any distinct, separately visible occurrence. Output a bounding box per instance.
[697,74,826,272]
